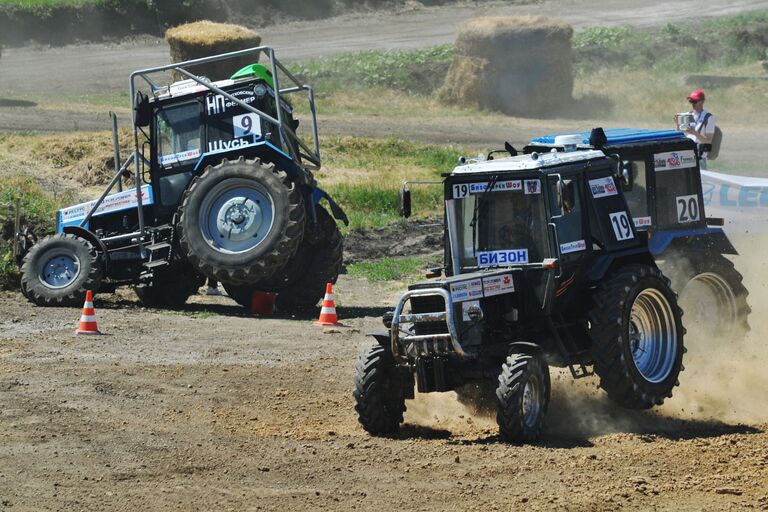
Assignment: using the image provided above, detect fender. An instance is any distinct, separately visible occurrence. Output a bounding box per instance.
[192,140,310,186]
[366,331,391,348]
[507,341,542,355]
[312,187,349,226]
[649,227,738,256]
[584,246,656,282]
[62,226,110,273]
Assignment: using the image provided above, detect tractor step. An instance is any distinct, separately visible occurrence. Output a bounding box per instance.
[146,242,172,252]
[568,362,593,379]
[144,260,169,269]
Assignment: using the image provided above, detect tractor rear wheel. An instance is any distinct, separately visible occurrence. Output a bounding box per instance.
[134,264,204,309]
[495,353,550,443]
[223,205,342,313]
[20,234,102,307]
[177,157,305,285]
[588,264,684,409]
[667,254,750,342]
[353,345,407,436]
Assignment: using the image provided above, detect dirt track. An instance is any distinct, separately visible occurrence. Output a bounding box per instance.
[1,264,768,511]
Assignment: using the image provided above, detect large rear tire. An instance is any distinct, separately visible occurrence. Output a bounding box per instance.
[588,264,684,409]
[20,234,102,307]
[665,254,750,342]
[134,263,204,309]
[223,205,343,313]
[177,157,305,285]
[495,353,550,443]
[353,345,407,436]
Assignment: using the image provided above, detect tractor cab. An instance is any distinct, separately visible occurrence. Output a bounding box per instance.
[524,129,721,252]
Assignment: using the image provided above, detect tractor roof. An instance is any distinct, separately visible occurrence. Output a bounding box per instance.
[451,149,607,175]
[531,128,685,146]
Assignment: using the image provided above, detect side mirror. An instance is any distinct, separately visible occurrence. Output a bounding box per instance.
[133,91,151,128]
[399,186,412,218]
[619,161,634,191]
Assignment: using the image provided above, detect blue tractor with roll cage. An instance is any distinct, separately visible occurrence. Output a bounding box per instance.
[18,47,347,310]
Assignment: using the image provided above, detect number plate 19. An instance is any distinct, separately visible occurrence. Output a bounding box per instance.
[609,211,634,241]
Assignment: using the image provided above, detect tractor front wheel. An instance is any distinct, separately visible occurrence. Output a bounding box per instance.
[20,234,102,307]
[353,345,408,436]
[495,353,550,443]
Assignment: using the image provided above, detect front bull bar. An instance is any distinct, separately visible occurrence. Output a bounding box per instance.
[390,287,468,361]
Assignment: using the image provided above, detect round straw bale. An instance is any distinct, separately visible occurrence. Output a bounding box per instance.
[165,21,261,81]
[439,16,574,117]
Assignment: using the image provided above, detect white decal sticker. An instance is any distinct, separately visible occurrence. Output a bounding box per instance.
[609,211,634,241]
[159,148,200,166]
[482,274,515,297]
[233,112,262,139]
[450,279,483,302]
[676,194,700,223]
[462,300,481,321]
[59,185,153,225]
[477,249,529,267]
[589,177,618,198]
[633,216,652,228]
[206,88,256,116]
[654,150,696,171]
[560,240,587,254]
[207,137,254,152]
[524,179,541,195]
[453,180,522,199]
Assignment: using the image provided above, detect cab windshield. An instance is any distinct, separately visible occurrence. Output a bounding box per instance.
[453,178,549,269]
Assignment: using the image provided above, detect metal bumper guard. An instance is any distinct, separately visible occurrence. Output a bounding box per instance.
[390,288,468,361]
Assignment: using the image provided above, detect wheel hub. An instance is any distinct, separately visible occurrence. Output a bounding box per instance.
[199,181,275,254]
[40,254,80,289]
[521,375,541,428]
[629,288,679,383]
[216,197,263,242]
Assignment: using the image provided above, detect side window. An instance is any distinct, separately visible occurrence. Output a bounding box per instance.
[551,179,586,259]
[623,160,649,227]
[155,102,202,167]
[653,149,701,228]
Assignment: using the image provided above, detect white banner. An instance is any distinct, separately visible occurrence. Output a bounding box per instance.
[701,170,768,238]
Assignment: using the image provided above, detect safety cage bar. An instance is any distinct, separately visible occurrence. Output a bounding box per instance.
[76,46,321,253]
[390,288,468,361]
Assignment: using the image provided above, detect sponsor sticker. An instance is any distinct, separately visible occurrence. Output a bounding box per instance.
[452,180,521,198]
[207,137,254,153]
[524,179,541,195]
[589,177,618,198]
[633,216,652,228]
[477,249,529,267]
[59,184,153,225]
[450,278,483,302]
[206,88,256,116]
[559,240,587,254]
[654,150,696,171]
[159,148,200,166]
[482,273,515,297]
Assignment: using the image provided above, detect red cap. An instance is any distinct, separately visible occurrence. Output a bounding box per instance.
[687,89,705,101]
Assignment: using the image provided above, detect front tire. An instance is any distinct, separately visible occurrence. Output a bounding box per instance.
[177,157,305,285]
[588,264,684,409]
[20,234,102,307]
[495,353,550,443]
[353,345,407,435]
[134,263,204,309]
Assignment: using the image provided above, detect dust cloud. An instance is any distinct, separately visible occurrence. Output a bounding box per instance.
[659,235,768,424]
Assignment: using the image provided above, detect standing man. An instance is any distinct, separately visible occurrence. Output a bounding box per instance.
[683,89,716,168]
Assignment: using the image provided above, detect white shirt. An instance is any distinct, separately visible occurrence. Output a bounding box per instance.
[686,109,715,143]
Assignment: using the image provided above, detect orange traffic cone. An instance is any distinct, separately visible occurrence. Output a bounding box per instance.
[76,290,102,335]
[314,283,341,326]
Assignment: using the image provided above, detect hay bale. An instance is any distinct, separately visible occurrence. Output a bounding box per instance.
[439,16,574,117]
[165,21,261,82]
